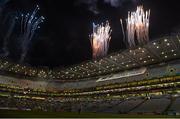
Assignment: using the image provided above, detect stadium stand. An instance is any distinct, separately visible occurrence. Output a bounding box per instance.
[0,35,179,115]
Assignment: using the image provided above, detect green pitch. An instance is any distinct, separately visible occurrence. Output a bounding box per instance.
[0,110,179,118]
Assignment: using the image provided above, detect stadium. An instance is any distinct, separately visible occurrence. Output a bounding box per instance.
[0,34,180,117]
[0,0,180,118]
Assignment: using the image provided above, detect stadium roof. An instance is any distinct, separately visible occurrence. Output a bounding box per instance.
[0,34,180,81]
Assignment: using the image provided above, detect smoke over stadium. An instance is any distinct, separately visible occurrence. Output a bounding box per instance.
[75,0,140,14]
[0,0,179,118]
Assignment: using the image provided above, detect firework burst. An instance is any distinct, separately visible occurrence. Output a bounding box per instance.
[19,5,45,63]
[122,6,150,47]
[90,21,112,59]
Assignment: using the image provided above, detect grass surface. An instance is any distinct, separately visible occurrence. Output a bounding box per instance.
[0,110,180,118]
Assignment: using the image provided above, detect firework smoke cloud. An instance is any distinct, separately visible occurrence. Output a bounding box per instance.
[75,0,139,14]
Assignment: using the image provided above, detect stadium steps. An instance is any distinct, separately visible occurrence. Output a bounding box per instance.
[96,100,126,113]
[127,99,148,113]
[130,98,170,113]
[168,97,180,112]
[163,97,176,113]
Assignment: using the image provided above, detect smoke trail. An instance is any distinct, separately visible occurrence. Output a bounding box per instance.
[2,16,17,57]
[120,19,126,47]
[0,0,10,15]
[0,0,10,6]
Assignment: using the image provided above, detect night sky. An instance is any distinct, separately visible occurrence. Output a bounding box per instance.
[2,0,180,68]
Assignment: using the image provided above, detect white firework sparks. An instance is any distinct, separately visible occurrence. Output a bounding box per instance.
[19,5,45,63]
[90,21,112,59]
[124,6,150,47]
